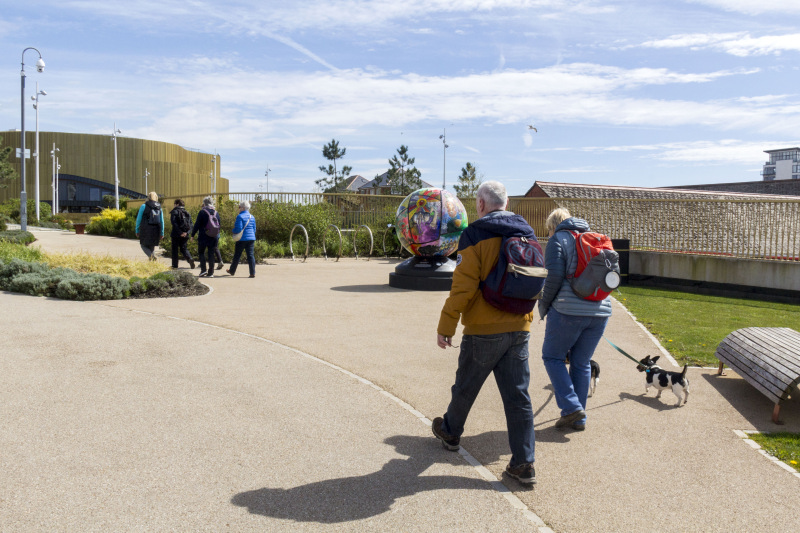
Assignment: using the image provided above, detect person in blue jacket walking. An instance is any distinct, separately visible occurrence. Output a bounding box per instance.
[538,208,612,432]
[226,200,257,278]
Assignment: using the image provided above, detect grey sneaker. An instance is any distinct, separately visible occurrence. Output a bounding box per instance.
[431,417,460,451]
[505,462,536,485]
[555,410,586,429]
[572,421,586,431]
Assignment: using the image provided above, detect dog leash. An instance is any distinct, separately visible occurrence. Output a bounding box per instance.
[603,336,649,370]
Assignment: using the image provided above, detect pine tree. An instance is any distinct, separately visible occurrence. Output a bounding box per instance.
[387,145,422,196]
[453,162,482,199]
[0,136,18,189]
[315,139,352,192]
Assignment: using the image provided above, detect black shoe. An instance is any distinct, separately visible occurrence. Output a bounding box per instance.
[217,263,224,270]
[505,462,536,485]
[189,259,196,269]
[572,421,586,431]
[207,274,214,278]
[198,271,208,277]
[249,274,255,278]
[555,410,586,429]
[431,417,460,451]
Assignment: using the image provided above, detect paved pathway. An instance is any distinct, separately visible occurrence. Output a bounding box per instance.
[1,230,798,532]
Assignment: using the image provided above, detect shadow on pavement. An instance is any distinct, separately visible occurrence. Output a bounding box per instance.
[701,372,800,430]
[230,435,492,523]
[330,284,406,293]
[618,391,675,411]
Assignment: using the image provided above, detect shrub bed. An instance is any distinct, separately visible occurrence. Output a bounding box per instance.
[0,258,207,301]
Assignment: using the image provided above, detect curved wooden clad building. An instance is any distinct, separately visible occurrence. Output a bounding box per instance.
[2,131,228,213]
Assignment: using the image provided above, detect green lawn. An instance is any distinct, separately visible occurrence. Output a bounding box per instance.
[748,432,800,472]
[614,285,800,367]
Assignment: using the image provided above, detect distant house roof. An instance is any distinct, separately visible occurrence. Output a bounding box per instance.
[358,172,433,192]
[524,181,797,200]
[342,175,369,192]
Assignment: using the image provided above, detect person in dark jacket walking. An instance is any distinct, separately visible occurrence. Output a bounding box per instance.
[191,196,221,277]
[135,192,164,261]
[538,208,612,432]
[433,181,537,485]
[226,200,257,277]
[169,199,195,269]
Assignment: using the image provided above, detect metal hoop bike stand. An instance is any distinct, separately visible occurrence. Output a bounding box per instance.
[382,224,400,258]
[353,224,374,260]
[289,224,309,262]
[322,224,343,262]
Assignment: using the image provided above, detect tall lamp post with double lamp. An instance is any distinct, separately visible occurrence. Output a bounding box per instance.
[111,124,121,209]
[32,83,46,221]
[265,165,271,194]
[211,154,217,194]
[143,168,150,194]
[19,47,46,231]
[439,128,449,190]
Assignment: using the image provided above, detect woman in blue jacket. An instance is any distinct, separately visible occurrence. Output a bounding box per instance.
[226,201,257,278]
[538,208,612,432]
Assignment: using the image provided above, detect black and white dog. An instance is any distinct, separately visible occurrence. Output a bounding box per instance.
[565,352,600,397]
[636,355,689,406]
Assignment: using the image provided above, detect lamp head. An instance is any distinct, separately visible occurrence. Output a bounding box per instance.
[40,90,47,96]
[36,58,45,73]
[439,135,444,139]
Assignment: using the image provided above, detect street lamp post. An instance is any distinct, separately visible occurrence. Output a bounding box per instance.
[55,158,61,214]
[211,154,217,194]
[265,164,271,194]
[439,128,449,190]
[50,144,59,213]
[32,82,46,221]
[20,47,46,232]
[111,123,121,209]
[144,168,150,193]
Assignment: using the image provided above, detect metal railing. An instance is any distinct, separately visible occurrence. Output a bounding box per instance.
[128,192,800,262]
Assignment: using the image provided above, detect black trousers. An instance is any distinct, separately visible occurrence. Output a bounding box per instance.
[198,240,218,274]
[171,235,194,267]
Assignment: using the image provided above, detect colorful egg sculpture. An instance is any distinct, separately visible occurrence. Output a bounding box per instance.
[395,188,468,257]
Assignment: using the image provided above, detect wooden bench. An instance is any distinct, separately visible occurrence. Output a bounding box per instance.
[715,327,800,424]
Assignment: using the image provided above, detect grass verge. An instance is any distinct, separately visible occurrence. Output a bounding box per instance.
[614,285,800,367]
[748,432,800,472]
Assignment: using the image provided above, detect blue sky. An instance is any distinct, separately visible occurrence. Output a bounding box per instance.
[2,0,800,196]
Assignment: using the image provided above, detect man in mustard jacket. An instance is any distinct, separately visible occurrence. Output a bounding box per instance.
[433,181,537,485]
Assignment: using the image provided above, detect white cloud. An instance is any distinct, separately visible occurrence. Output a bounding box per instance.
[557,139,798,165]
[639,32,800,56]
[687,0,800,16]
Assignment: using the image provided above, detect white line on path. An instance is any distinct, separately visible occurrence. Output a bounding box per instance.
[98,303,555,533]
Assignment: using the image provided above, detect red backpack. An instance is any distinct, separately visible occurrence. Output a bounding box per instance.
[568,231,620,301]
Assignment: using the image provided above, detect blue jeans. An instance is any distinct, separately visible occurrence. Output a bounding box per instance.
[442,331,535,466]
[541,308,608,423]
[229,240,256,276]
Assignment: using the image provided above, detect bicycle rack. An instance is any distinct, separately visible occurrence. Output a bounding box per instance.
[289,224,309,262]
[322,224,343,262]
[382,224,399,258]
[353,225,374,260]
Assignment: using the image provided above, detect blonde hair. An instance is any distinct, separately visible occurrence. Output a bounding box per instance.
[148,191,158,202]
[545,208,571,234]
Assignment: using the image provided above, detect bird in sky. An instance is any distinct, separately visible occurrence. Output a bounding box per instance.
[527,125,537,132]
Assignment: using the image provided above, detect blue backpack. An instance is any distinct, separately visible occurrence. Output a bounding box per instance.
[480,235,547,314]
